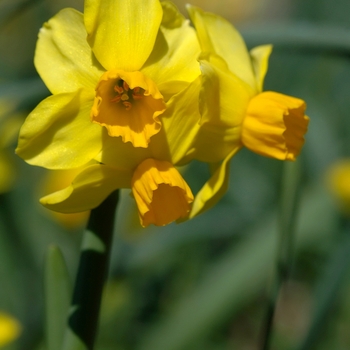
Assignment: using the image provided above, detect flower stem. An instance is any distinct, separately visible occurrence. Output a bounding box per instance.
[63,190,119,350]
[260,160,301,350]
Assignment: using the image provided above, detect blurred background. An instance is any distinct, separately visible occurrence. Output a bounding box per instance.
[1,0,350,349]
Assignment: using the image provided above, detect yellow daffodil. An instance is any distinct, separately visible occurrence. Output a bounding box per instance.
[15,0,202,226]
[15,1,310,226]
[34,77,202,227]
[16,0,200,168]
[184,6,310,217]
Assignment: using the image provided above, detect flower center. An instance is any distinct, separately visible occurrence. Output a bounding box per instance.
[90,70,165,148]
[110,80,145,111]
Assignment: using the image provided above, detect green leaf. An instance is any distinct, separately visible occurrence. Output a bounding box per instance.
[45,245,72,350]
[62,328,88,350]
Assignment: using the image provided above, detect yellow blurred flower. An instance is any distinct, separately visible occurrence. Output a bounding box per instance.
[326,159,350,215]
[0,100,23,193]
[183,6,310,217]
[0,312,21,347]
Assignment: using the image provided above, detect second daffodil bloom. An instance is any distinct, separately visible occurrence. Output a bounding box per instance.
[184,6,310,218]
[16,0,200,168]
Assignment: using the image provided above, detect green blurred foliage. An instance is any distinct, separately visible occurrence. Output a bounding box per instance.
[1,0,350,349]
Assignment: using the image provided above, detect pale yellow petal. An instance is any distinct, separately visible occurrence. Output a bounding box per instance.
[16,90,103,169]
[194,56,252,162]
[42,168,90,228]
[159,77,201,165]
[35,8,104,94]
[95,137,150,169]
[187,5,257,90]
[189,146,240,219]
[200,55,254,127]
[84,0,162,71]
[96,127,175,172]
[142,1,201,86]
[250,45,273,93]
[40,164,132,213]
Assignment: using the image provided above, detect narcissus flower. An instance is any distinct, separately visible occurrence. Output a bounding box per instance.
[40,159,194,227]
[184,6,310,217]
[15,0,201,226]
[33,68,202,226]
[16,0,200,169]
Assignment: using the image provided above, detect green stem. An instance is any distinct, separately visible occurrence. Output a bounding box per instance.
[63,190,119,350]
[260,160,301,350]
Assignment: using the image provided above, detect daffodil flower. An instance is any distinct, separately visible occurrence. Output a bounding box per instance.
[184,6,310,218]
[16,0,200,170]
[15,0,202,226]
[34,76,202,227]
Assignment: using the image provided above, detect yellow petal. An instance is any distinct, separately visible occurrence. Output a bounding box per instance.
[189,146,240,219]
[250,45,273,93]
[91,70,165,148]
[159,77,201,165]
[35,8,104,94]
[141,1,201,87]
[242,91,309,160]
[16,90,103,169]
[194,56,252,162]
[84,0,162,71]
[0,312,21,347]
[131,159,193,227]
[41,168,91,228]
[40,164,132,213]
[187,5,257,90]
